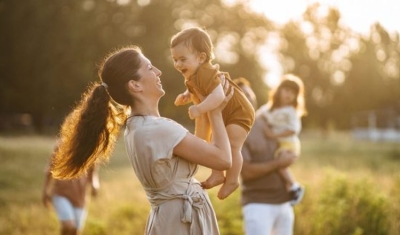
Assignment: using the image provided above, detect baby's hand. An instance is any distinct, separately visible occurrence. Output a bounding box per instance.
[174,92,191,106]
[188,105,201,119]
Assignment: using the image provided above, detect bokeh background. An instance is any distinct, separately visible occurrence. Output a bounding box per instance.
[1,0,399,133]
[1,0,400,234]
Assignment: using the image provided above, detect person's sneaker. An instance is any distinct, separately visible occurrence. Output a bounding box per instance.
[290,186,305,206]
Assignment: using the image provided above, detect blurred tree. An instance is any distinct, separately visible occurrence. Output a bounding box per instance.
[2,0,397,132]
[277,3,400,130]
[0,0,273,132]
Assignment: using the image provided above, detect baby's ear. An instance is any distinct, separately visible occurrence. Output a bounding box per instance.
[199,52,207,63]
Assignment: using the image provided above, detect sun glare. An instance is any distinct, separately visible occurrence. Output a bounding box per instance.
[223,0,400,87]
[242,0,400,34]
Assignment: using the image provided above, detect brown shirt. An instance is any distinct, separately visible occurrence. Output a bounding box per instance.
[186,63,255,133]
[241,111,292,206]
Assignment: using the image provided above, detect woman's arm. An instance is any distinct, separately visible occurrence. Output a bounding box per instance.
[242,119,296,181]
[174,86,233,170]
[194,113,212,142]
[241,153,295,181]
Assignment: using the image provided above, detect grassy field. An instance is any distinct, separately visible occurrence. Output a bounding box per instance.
[1,131,400,235]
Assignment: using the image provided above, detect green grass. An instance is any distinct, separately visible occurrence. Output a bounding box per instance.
[1,131,400,235]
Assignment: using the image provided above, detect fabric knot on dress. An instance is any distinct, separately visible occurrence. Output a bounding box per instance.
[181,194,194,223]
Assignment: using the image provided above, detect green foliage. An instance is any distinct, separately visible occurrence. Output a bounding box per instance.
[210,190,243,235]
[1,133,400,234]
[308,172,388,235]
[0,0,272,132]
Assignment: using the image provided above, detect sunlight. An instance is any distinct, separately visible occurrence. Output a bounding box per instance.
[236,0,400,34]
[223,0,400,87]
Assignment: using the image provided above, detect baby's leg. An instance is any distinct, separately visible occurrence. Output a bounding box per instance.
[217,124,247,200]
[278,150,298,190]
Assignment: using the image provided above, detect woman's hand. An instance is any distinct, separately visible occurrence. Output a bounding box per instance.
[188,105,201,119]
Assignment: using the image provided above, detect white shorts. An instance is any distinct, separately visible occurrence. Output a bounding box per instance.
[52,195,86,230]
[242,202,294,235]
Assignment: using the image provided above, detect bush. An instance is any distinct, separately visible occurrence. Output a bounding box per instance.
[308,172,389,235]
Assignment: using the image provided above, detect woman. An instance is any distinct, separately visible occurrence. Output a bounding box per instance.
[51,45,233,235]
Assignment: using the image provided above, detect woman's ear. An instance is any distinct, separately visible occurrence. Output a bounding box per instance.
[127,80,142,92]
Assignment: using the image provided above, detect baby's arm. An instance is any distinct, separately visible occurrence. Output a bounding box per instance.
[189,84,225,119]
[267,129,296,139]
[174,89,192,106]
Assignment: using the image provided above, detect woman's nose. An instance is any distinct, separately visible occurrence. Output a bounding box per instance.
[156,67,162,76]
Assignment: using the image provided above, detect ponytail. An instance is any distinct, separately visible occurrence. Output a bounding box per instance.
[51,83,126,179]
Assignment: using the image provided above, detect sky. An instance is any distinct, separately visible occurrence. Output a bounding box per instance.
[223,0,400,87]
[246,0,400,34]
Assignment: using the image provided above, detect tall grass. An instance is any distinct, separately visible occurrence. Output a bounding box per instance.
[0,131,399,235]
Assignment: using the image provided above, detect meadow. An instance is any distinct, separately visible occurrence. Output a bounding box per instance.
[1,131,400,235]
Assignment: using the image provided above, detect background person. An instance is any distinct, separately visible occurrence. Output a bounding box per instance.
[240,79,297,235]
[233,77,258,108]
[42,139,99,235]
[260,74,307,205]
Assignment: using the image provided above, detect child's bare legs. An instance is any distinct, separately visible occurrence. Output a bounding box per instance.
[279,166,296,191]
[61,220,78,235]
[203,124,247,200]
[277,150,298,190]
[277,150,305,205]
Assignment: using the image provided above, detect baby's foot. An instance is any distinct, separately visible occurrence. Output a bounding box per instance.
[217,181,239,200]
[201,174,225,189]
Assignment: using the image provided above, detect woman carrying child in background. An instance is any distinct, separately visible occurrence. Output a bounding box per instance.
[259,74,307,205]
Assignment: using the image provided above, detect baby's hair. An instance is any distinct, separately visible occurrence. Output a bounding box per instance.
[269,74,307,117]
[170,27,214,62]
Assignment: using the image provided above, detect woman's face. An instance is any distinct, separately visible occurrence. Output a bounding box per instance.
[171,42,204,80]
[136,54,165,98]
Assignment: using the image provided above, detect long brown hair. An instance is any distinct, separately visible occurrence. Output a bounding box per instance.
[268,74,307,117]
[52,46,143,179]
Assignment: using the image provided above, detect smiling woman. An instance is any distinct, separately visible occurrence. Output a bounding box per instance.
[50,45,234,235]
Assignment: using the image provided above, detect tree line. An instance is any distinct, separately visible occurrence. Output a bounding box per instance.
[1,0,399,132]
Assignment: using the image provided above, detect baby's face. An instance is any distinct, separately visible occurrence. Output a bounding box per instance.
[280,87,297,106]
[171,43,204,80]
